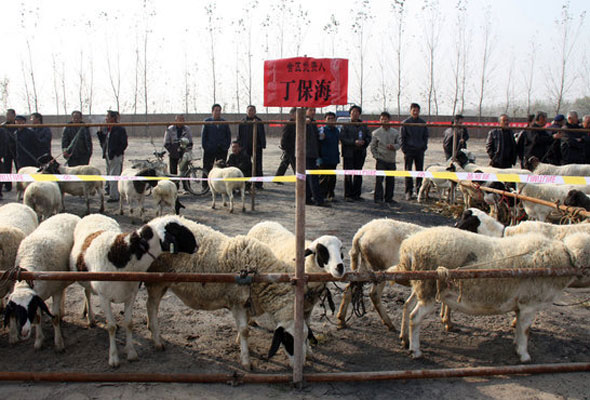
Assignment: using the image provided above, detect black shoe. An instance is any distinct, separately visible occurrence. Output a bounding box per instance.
[306,199,314,205]
[354,196,365,202]
[345,197,354,202]
[386,199,399,205]
[315,202,331,208]
[107,198,119,203]
[274,182,284,185]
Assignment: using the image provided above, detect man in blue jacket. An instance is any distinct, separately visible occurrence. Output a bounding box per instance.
[401,103,428,201]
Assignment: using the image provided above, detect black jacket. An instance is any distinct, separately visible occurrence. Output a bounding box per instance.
[62,123,92,166]
[97,126,128,160]
[401,117,428,154]
[237,116,266,156]
[561,122,586,165]
[522,123,558,166]
[486,128,517,168]
[339,120,371,159]
[442,127,468,160]
[227,150,252,177]
[15,128,41,169]
[280,118,296,157]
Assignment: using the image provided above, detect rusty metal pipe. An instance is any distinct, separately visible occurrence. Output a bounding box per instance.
[1,268,582,283]
[0,362,588,384]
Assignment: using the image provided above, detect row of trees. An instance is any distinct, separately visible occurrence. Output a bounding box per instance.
[3,0,588,119]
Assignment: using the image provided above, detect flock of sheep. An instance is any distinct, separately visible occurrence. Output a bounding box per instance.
[0,150,588,370]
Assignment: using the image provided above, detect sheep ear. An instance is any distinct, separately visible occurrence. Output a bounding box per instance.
[32,295,53,318]
[307,327,318,346]
[3,303,14,328]
[304,248,314,257]
[268,327,284,359]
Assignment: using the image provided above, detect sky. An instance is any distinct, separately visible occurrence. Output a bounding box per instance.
[0,0,588,117]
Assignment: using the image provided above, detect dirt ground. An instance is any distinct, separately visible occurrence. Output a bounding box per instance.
[1,135,589,400]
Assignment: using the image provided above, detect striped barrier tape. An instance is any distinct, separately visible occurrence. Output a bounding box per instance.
[1,170,588,185]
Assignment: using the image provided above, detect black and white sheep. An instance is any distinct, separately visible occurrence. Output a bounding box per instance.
[4,213,81,351]
[146,218,311,370]
[118,167,159,221]
[393,227,579,363]
[71,214,197,367]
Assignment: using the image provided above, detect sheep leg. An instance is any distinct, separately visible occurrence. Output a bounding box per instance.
[222,191,228,207]
[52,290,65,352]
[440,304,453,332]
[408,299,435,359]
[157,201,163,217]
[417,180,430,203]
[139,194,145,221]
[231,305,252,370]
[100,296,120,368]
[370,282,396,331]
[240,187,246,212]
[99,184,105,213]
[146,283,168,350]
[211,190,216,209]
[84,185,91,215]
[514,308,535,363]
[400,290,417,348]
[33,310,45,350]
[82,287,96,327]
[336,283,352,329]
[227,191,234,213]
[8,316,19,344]
[123,297,138,362]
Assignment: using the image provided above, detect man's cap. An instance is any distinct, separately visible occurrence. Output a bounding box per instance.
[14,115,26,121]
[554,114,565,122]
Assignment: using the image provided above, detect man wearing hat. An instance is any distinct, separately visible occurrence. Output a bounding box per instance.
[521,111,563,168]
[561,111,585,165]
[14,115,41,169]
[97,110,128,202]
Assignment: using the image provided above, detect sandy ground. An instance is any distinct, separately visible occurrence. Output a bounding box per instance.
[0,135,589,399]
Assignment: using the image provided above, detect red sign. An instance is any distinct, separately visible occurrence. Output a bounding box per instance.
[264,57,348,107]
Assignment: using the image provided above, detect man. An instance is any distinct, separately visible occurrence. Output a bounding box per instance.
[561,111,585,165]
[583,114,590,164]
[370,111,401,205]
[1,109,17,191]
[442,114,468,161]
[201,104,231,175]
[486,114,517,168]
[274,107,296,183]
[401,103,428,200]
[14,115,40,169]
[318,112,340,201]
[304,107,327,207]
[237,105,266,189]
[97,110,128,202]
[227,140,252,184]
[164,114,192,175]
[62,110,92,166]
[521,111,563,168]
[339,105,370,201]
[30,112,52,160]
[543,114,566,166]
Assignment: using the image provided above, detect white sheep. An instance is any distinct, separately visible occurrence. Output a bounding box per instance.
[336,218,424,331]
[417,162,461,203]
[517,183,590,221]
[394,227,578,363]
[0,202,39,236]
[15,166,40,201]
[71,214,197,367]
[118,167,159,221]
[152,179,184,216]
[4,213,80,351]
[529,157,590,177]
[23,181,62,221]
[146,218,310,370]
[208,162,246,213]
[42,161,105,214]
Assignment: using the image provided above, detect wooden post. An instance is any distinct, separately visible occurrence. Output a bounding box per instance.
[293,107,306,386]
[251,122,257,211]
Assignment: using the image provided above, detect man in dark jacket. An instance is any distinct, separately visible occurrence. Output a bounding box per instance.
[339,105,370,201]
[274,107,296,181]
[401,103,428,200]
[561,111,586,165]
[30,112,52,160]
[202,104,231,173]
[318,112,340,201]
[62,110,92,166]
[486,114,517,168]
[1,109,17,191]
[521,111,563,168]
[14,115,41,169]
[164,114,192,175]
[97,110,128,202]
[237,105,266,189]
[442,114,468,160]
[227,140,252,188]
[304,108,327,207]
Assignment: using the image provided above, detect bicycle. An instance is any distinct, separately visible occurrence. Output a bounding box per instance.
[130,150,168,176]
[178,142,210,197]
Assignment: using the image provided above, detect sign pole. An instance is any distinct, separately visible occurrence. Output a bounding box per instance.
[293,107,306,386]
[251,122,257,210]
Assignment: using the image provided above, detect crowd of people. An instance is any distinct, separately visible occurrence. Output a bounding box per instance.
[1,104,589,205]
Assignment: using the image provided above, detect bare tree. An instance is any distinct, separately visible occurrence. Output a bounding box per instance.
[422,0,442,116]
[546,1,586,114]
[391,0,406,119]
[450,0,469,116]
[20,59,32,114]
[522,39,537,116]
[292,4,310,55]
[504,53,515,114]
[323,14,340,57]
[477,10,495,119]
[232,18,245,112]
[101,11,122,112]
[60,59,68,115]
[19,2,40,112]
[351,0,373,107]
[78,50,85,113]
[51,53,61,116]
[205,2,221,104]
[0,77,9,111]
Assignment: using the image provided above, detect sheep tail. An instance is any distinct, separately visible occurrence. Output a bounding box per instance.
[349,233,362,272]
[175,198,186,215]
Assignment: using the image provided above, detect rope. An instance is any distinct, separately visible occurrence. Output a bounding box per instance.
[553,296,590,307]
[0,266,34,289]
[350,282,367,319]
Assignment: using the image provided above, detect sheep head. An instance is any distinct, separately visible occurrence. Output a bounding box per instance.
[304,235,346,278]
[4,285,52,340]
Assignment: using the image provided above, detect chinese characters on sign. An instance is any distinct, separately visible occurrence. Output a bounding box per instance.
[264,57,348,107]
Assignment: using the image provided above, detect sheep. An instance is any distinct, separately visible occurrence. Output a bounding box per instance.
[455,207,590,288]
[208,161,246,213]
[0,202,39,236]
[15,166,41,201]
[564,189,590,211]
[394,226,578,363]
[23,181,62,221]
[152,179,185,216]
[41,161,105,214]
[4,213,80,351]
[517,183,590,221]
[146,218,311,370]
[417,162,458,203]
[528,156,590,176]
[336,218,424,331]
[71,214,197,367]
[247,221,345,329]
[118,167,159,221]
